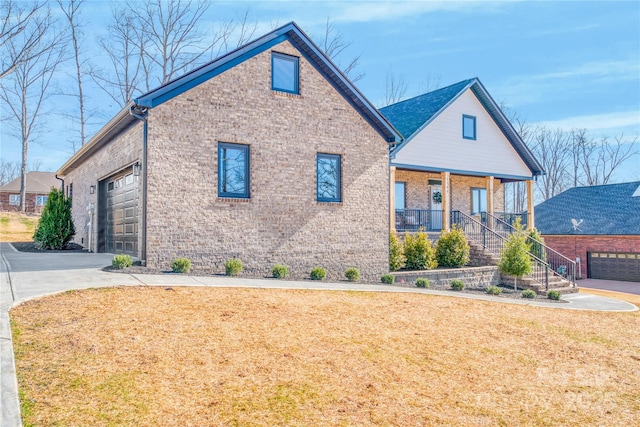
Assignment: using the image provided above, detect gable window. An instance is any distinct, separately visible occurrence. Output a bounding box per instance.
[463,114,476,140]
[9,194,20,205]
[471,188,487,214]
[272,52,299,94]
[395,182,406,210]
[36,195,48,206]
[218,142,250,198]
[317,153,341,202]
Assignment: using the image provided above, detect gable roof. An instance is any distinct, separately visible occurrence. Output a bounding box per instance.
[0,172,59,193]
[535,181,640,235]
[380,78,544,176]
[58,22,400,177]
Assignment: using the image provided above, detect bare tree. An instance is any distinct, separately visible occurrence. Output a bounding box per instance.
[0,0,49,79]
[0,4,65,211]
[417,74,442,94]
[56,0,88,149]
[383,69,407,106]
[576,133,637,186]
[0,159,20,186]
[531,127,572,203]
[218,7,257,54]
[318,17,363,83]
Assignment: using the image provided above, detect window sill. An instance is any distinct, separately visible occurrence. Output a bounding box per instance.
[272,90,301,99]
[317,201,342,206]
[217,197,251,203]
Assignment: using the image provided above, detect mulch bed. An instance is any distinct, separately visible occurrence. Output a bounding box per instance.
[11,242,86,253]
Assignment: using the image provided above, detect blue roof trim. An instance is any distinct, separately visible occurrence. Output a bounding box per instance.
[382,78,544,176]
[134,22,401,143]
[390,162,534,181]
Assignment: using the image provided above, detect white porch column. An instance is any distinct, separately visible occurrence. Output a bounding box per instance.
[526,179,535,230]
[390,166,396,232]
[441,171,450,231]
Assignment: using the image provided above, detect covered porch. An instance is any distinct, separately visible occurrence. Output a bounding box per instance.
[390,166,534,233]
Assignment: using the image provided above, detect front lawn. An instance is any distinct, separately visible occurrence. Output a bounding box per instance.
[0,212,38,242]
[10,287,640,426]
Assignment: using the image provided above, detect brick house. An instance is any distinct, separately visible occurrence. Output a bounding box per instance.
[535,182,640,282]
[380,79,544,233]
[55,22,400,279]
[0,171,59,213]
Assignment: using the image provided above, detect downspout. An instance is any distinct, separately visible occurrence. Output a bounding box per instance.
[129,105,149,266]
[55,174,64,192]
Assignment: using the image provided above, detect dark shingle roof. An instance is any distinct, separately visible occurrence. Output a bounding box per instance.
[535,181,640,235]
[379,79,475,138]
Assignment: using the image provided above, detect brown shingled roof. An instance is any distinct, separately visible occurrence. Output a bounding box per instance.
[0,171,59,194]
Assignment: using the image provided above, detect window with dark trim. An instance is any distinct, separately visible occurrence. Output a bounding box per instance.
[218,142,250,198]
[317,153,341,202]
[463,114,476,140]
[471,187,486,214]
[272,52,299,94]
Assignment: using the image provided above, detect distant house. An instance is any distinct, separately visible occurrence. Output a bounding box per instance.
[55,22,400,279]
[535,182,640,282]
[380,78,544,232]
[0,171,59,213]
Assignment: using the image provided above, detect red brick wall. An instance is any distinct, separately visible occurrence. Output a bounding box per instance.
[0,192,46,213]
[542,235,640,279]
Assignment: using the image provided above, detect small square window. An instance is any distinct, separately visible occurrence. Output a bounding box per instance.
[36,195,48,206]
[317,153,341,202]
[463,114,476,140]
[272,52,299,94]
[9,194,20,205]
[218,142,250,198]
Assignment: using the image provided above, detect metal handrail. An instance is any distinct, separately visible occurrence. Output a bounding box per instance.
[451,211,555,290]
[395,209,443,232]
[483,212,576,287]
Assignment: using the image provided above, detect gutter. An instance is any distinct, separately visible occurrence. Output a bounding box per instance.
[129,105,149,266]
[55,174,64,192]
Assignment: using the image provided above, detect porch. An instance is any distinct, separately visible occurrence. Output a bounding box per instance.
[395,209,527,233]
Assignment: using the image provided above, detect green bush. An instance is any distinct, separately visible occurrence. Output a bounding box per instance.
[450,279,465,291]
[33,188,75,250]
[389,232,406,271]
[112,254,133,269]
[171,257,191,273]
[381,274,395,284]
[435,226,470,268]
[310,266,326,280]
[486,285,502,295]
[225,258,243,276]
[344,267,360,282]
[527,228,547,261]
[498,218,532,290]
[547,290,561,300]
[403,231,437,270]
[272,264,289,279]
[415,278,430,288]
[522,289,537,299]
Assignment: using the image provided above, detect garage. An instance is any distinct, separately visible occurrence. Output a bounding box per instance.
[588,252,640,282]
[98,168,138,255]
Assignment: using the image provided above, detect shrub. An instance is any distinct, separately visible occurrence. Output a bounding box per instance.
[33,188,75,250]
[498,218,532,290]
[112,254,133,269]
[450,279,465,291]
[522,289,537,299]
[527,228,547,261]
[486,285,502,295]
[403,231,437,270]
[310,266,326,280]
[224,258,243,276]
[272,264,289,279]
[171,257,191,273]
[381,274,395,284]
[435,226,470,268]
[415,278,430,288]
[389,232,406,271]
[547,290,561,300]
[345,267,360,282]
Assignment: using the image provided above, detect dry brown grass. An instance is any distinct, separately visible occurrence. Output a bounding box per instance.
[10,287,640,426]
[0,212,38,242]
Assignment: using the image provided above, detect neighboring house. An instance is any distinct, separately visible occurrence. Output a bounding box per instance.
[535,182,640,283]
[55,22,400,279]
[0,171,59,213]
[380,78,544,232]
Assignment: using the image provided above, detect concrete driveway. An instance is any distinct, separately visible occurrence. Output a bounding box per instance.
[578,278,640,295]
[1,243,638,427]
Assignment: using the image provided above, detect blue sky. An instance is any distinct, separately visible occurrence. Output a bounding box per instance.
[2,0,639,180]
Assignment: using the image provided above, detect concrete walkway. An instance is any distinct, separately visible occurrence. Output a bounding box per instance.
[1,243,637,426]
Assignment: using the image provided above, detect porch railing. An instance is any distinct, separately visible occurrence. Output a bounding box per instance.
[395,209,443,232]
[451,211,567,291]
[483,212,577,286]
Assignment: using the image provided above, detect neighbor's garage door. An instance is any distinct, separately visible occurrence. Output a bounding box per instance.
[588,252,640,282]
[102,168,138,255]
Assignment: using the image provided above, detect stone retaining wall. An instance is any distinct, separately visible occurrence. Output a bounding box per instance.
[391,266,500,288]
